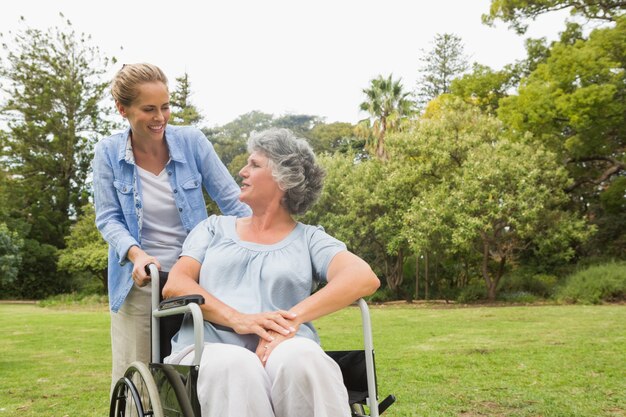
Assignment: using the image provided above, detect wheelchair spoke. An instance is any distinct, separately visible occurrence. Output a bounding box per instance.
[110,362,163,417]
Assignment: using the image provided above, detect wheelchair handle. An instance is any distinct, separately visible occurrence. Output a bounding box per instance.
[148,263,161,362]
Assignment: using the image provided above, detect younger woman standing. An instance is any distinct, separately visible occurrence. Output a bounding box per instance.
[92,63,250,388]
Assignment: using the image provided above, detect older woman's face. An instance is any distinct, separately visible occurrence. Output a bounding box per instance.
[238,151,284,207]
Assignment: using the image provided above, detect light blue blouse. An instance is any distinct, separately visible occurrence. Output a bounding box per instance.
[170,215,347,355]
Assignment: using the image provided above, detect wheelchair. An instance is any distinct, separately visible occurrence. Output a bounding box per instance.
[110,264,395,417]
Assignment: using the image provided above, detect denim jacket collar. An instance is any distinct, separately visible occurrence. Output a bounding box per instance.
[116,125,188,165]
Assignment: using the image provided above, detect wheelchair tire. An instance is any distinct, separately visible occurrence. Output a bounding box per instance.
[110,361,164,417]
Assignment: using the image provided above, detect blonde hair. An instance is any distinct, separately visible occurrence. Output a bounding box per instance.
[111,63,168,106]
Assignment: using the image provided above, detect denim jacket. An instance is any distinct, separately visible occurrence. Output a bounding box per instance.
[92,125,251,312]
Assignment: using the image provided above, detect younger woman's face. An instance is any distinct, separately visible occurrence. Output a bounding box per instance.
[116,81,170,142]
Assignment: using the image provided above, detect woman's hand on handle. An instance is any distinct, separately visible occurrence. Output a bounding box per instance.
[127,246,161,287]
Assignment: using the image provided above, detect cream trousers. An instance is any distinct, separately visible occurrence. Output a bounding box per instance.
[170,337,351,417]
[110,283,151,391]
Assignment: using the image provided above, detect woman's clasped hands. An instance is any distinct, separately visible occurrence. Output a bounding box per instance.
[230,310,300,365]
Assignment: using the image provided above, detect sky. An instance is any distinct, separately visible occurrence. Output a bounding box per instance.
[0,0,572,128]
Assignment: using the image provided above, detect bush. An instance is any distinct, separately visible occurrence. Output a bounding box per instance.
[499,269,559,298]
[457,278,488,303]
[498,291,538,303]
[555,261,626,304]
[38,292,108,308]
[0,223,22,286]
[0,239,64,299]
[367,287,396,303]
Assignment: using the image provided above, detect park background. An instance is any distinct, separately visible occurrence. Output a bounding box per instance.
[0,0,624,304]
[0,1,625,415]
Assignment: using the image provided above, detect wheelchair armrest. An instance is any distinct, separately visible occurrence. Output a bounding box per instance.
[148,263,206,366]
[153,302,205,366]
[159,294,205,311]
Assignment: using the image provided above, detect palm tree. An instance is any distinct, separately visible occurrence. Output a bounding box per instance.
[359,74,413,159]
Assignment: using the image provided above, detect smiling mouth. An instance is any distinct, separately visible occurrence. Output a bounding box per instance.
[148,125,164,132]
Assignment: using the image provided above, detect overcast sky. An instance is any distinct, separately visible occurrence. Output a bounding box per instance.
[0,0,571,127]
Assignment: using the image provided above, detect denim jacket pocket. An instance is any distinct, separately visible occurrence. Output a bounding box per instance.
[113,180,135,214]
[180,174,204,209]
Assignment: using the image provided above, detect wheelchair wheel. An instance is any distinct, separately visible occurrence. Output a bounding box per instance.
[110,361,164,417]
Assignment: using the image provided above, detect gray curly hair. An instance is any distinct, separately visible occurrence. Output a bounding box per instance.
[247,128,325,215]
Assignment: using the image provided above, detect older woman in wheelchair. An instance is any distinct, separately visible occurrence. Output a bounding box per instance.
[110,127,395,417]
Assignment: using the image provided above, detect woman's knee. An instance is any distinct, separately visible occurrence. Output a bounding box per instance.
[267,338,338,378]
[201,343,262,374]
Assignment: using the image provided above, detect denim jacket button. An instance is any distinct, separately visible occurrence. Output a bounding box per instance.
[178,207,183,212]
[173,189,178,193]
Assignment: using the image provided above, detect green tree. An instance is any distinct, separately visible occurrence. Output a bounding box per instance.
[359,74,413,160]
[204,110,274,168]
[273,114,321,136]
[450,63,517,114]
[170,72,203,126]
[483,0,625,34]
[0,223,23,287]
[416,33,469,107]
[308,122,363,155]
[301,154,395,290]
[399,97,591,300]
[303,145,421,298]
[57,204,108,293]
[497,17,626,256]
[0,15,115,248]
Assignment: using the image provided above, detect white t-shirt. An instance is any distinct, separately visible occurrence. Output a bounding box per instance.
[137,166,187,271]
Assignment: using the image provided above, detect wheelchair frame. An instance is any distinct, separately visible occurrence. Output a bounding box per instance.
[109,264,395,417]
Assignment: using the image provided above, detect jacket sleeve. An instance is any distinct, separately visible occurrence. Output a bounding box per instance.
[92,141,139,264]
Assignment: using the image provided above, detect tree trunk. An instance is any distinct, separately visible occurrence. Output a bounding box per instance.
[424,251,430,300]
[481,241,494,301]
[376,118,388,160]
[481,240,506,301]
[386,249,404,299]
[101,268,108,294]
[415,254,419,300]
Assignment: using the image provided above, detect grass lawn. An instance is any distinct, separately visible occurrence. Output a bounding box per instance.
[1,302,624,416]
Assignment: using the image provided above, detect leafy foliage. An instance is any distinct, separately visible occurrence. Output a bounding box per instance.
[359,74,413,159]
[0,15,114,248]
[451,63,517,114]
[416,33,470,107]
[0,223,23,286]
[482,0,625,34]
[57,205,108,293]
[398,97,591,299]
[169,73,203,126]
[0,238,60,299]
[555,261,626,303]
[498,17,626,256]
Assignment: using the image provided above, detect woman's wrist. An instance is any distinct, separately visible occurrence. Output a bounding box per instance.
[127,245,144,263]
